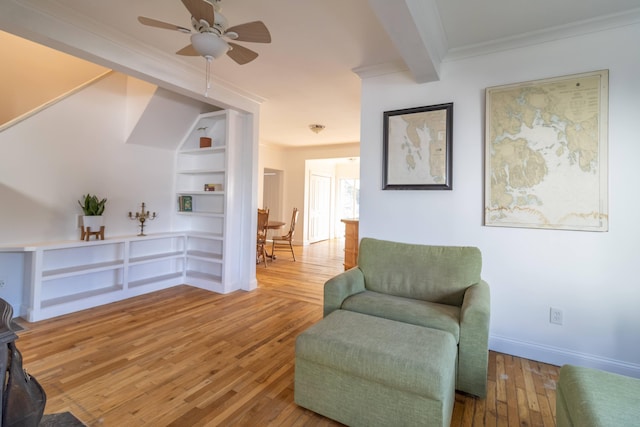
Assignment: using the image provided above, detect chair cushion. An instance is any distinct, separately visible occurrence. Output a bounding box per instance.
[341,290,461,342]
[358,238,482,306]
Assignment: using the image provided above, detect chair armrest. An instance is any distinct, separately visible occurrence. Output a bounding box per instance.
[323,268,366,317]
[458,280,491,397]
[461,280,490,323]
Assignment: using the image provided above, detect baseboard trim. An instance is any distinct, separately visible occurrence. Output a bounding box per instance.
[490,334,640,378]
[245,278,258,291]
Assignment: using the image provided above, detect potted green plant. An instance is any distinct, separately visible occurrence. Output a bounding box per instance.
[198,126,212,148]
[78,194,107,231]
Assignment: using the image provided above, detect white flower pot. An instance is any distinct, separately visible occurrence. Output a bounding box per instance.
[82,215,104,230]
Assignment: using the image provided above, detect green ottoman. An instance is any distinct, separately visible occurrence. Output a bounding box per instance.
[294,310,457,427]
[557,364,640,427]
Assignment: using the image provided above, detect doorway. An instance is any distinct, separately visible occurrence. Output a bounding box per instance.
[308,173,332,243]
[262,168,283,222]
[303,157,360,245]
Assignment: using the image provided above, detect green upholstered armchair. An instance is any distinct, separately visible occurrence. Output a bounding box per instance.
[324,238,491,397]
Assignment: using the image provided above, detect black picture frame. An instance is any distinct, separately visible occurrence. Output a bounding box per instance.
[382,103,453,190]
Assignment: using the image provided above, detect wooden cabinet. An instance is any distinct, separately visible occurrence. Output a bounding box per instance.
[341,219,359,270]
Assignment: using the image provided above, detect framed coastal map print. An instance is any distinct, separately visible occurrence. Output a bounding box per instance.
[383,103,453,190]
[484,70,608,231]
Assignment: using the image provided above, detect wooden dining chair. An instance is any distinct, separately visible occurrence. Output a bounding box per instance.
[257,208,270,267]
[271,207,299,261]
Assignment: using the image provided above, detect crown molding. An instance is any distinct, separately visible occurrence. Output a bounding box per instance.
[445,7,640,62]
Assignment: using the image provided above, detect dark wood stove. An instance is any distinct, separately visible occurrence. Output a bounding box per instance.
[1,299,46,427]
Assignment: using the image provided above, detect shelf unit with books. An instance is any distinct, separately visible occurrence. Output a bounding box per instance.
[173,109,245,293]
[175,111,228,230]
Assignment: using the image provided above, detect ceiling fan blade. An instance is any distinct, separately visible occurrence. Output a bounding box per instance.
[138,16,191,33]
[226,21,271,43]
[181,0,215,25]
[176,44,200,56]
[227,42,259,65]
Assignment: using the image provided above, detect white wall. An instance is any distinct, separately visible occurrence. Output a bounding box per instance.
[0,72,176,244]
[0,253,24,314]
[0,30,109,126]
[259,143,360,245]
[0,73,177,313]
[359,24,640,376]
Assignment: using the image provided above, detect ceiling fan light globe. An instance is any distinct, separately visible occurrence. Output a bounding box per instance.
[190,32,229,59]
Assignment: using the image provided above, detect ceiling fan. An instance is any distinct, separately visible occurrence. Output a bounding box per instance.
[138,0,271,95]
[138,0,271,64]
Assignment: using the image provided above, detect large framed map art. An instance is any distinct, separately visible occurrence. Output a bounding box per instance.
[383,103,453,190]
[484,70,609,231]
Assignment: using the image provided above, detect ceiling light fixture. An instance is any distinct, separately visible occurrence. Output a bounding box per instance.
[190,33,231,97]
[191,32,230,59]
[309,124,325,134]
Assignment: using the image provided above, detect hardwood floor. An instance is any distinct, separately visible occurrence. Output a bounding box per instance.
[14,239,560,426]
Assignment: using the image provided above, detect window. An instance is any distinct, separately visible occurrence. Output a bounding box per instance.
[339,178,360,220]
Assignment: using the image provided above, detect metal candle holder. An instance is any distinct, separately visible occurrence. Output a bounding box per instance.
[128,202,157,236]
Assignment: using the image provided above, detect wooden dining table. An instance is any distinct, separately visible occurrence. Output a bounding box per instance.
[265,221,285,260]
[266,220,285,231]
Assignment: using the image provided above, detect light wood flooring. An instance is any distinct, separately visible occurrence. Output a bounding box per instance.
[14,239,560,426]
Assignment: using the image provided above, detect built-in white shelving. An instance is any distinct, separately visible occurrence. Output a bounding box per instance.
[0,109,249,322]
[173,110,245,294]
[5,233,179,321]
[3,231,237,322]
[175,113,228,230]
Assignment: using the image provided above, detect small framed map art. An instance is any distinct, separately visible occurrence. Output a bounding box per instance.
[484,70,609,231]
[382,103,453,190]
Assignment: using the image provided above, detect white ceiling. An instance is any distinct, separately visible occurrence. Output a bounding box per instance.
[2,0,639,147]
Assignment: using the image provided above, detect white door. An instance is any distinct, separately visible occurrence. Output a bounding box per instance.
[308,173,331,243]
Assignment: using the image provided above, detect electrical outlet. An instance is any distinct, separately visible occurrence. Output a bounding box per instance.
[0,279,5,288]
[550,307,563,325]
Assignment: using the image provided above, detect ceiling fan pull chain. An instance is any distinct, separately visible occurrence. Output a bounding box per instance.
[205,56,212,97]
